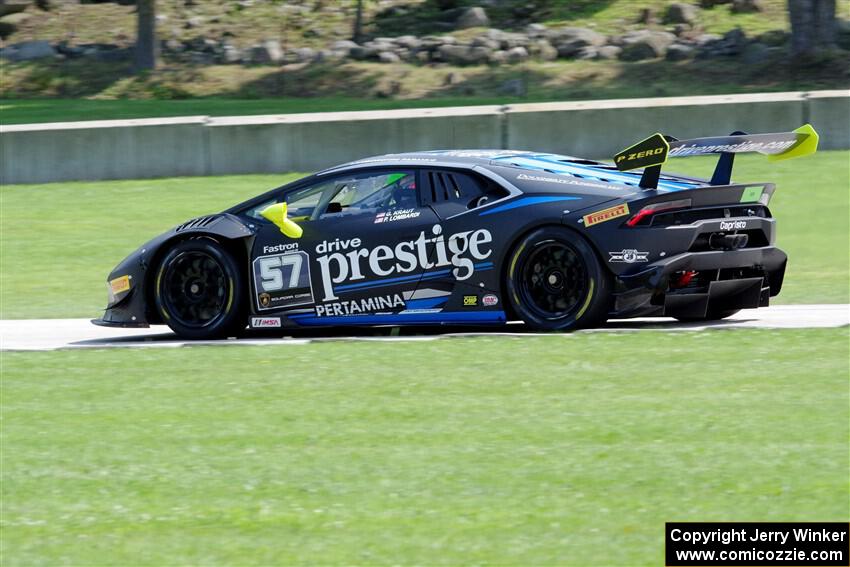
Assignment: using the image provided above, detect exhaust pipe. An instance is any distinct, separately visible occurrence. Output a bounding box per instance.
[709,233,749,250]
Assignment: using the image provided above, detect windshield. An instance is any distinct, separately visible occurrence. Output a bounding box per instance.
[245,171,416,221]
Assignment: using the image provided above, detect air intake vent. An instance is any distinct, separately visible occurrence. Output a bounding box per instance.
[175,215,219,232]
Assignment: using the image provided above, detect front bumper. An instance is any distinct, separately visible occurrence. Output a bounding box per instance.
[91,317,150,328]
[612,246,787,319]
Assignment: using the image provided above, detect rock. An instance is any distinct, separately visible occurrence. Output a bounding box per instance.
[525,23,548,38]
[699,0,731,6]
[394,35,421,50]
[471,35,500,50]
[438,43,491,65]
[1,40,55,61]
[664,2,700,25]
[758,30,787,47]
[349,45,376,60]
[222,44,242,63]
[695,28,746,57]
[378,51,401,63]
[731,0,763,13]
[575,46,598,60]
[315,49,336,63]
[493,30,528,49]
[595,45,622,60]
[666,43,695,60]
[330,39,358,55]
[250,39,284,63]
[617,30,676,61]
[364,40,395,54]
[420,35,455,50]
[533,39,558,61]
[164,38,183,52]
[443,72,459,86]
[456,6,490,29]
[694,33,722,45]
[618,31,676,60]
[487,50,507,65]
[741,42,769,64]
[505,45,529,63]
[499,78,525,96]
[292,47,316,63]
[549,27,607,57]
[184,16,204,29]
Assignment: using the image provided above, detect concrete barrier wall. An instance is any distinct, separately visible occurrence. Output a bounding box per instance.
[806,90,850,151]
[0,117,209,185]
[1,90,847,185]
[206,106,504,175]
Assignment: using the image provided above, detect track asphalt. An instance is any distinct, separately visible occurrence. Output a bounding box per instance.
[1,304,847,351]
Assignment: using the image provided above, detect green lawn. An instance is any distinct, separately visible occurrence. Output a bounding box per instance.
[1,151,846,320]
[0,96,527,125]
[2,329,848,565]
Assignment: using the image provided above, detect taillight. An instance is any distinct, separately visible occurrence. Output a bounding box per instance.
[625,198,692,227]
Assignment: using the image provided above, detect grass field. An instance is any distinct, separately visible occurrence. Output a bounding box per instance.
[3,55,849,123]
[1,151,847,320]
[2,329,848,565]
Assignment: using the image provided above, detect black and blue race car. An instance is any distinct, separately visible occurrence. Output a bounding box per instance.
[94,125,818,339]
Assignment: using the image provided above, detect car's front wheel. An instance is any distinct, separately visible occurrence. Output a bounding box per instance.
[505,226,611,331]
[154,239,246,339]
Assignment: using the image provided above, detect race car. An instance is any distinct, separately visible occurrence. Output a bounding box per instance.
[94,124,819,339]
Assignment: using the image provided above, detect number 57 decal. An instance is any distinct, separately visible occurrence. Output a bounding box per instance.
[252,251,314,311]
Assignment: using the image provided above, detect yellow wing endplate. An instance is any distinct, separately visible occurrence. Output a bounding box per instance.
[767,123,820,162]
[260,202,303,239]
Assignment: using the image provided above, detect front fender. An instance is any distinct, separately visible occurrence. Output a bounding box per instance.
[95,213,256,327]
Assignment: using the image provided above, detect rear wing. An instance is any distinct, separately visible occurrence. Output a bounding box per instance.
[613,124,819,190]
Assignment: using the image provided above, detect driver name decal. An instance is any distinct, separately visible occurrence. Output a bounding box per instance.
[374,209,421,224]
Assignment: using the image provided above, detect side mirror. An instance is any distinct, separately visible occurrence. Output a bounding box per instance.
[259,202,303,239]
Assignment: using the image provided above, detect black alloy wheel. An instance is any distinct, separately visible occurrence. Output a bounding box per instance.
[154,239,245,339]
[506,226,611,331]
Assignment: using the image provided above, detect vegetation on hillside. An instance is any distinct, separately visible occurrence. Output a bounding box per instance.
[0,1,848,110]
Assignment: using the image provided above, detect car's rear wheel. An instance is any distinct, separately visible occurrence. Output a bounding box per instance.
[505,226,611,331]
[154,239,246,339]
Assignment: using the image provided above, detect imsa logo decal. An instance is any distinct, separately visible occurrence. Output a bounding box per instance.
[583,204,630,227]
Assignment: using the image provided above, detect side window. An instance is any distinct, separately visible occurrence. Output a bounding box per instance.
[246,170,417,222]
[421,170,508,217]
[322,171,417,217]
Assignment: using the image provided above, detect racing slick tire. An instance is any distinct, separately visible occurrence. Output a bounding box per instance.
[674,308,740,323]
[505,226,611,331]
[153,239,246,339]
